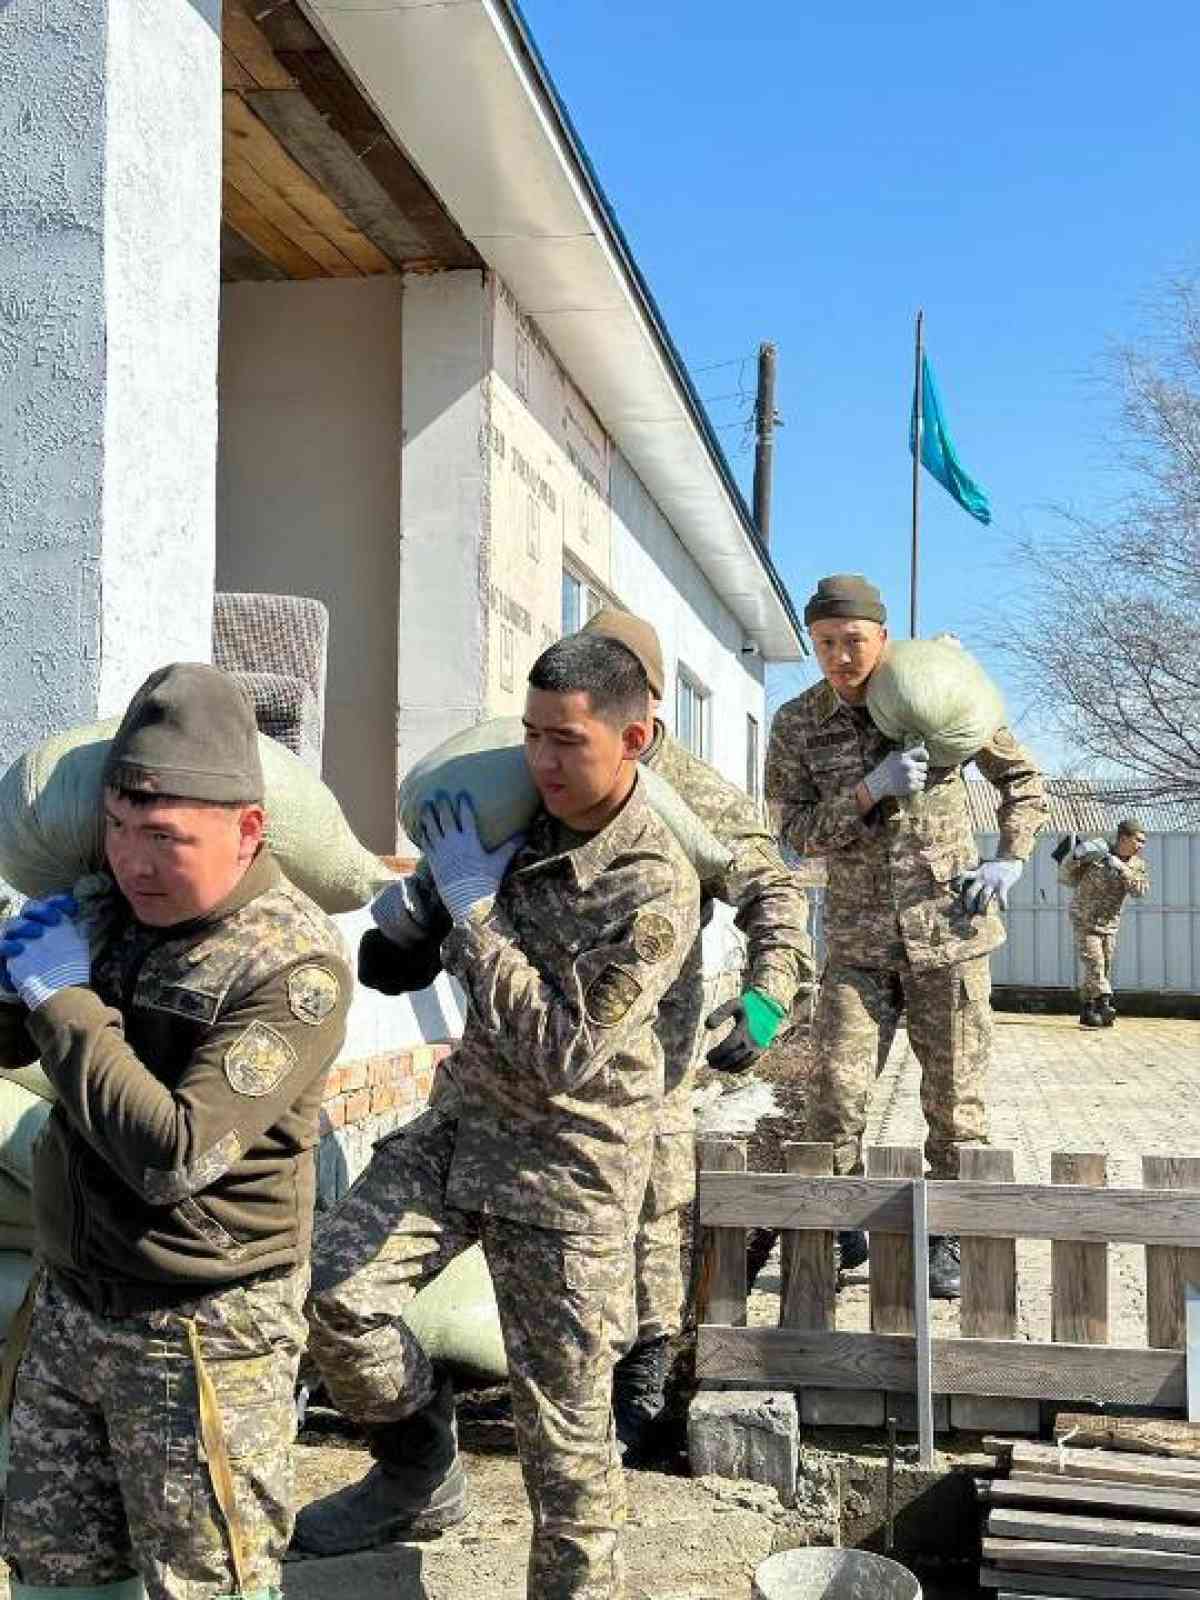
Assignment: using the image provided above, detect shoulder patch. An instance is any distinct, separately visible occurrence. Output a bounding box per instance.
[585,964,643,1027]
[287,963,341,1026]
[224,1022,297,1097]
[631,910,675,964]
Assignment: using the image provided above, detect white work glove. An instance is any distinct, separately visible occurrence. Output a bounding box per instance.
[371,872,439,949]
[863,744,929,804]
[958,857,1023,915]
[0,893,91,1010]
[1073,838,1108,861]
[418,793,524,924]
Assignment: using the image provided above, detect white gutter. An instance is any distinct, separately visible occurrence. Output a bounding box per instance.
[300,0,804,662]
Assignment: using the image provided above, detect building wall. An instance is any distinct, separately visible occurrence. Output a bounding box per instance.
[215,278,404,852]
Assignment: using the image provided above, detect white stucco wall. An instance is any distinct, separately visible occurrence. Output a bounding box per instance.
[610,453,768,792]
[0,0,219,777]
[216,278,404,852]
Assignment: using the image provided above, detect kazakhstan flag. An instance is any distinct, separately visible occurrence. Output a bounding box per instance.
[909,354,992,525]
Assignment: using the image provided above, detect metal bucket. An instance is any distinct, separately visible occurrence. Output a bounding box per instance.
[752,1548,922,1600]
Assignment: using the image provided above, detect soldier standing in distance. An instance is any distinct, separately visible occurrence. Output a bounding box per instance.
[0,663,352,1600]
[765,575,1047,1299]
[1059,819,1149,1027]
[295,634,700,1600]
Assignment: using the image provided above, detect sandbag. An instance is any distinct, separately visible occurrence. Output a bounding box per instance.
[399,717,733,880]
[0,1252,36,1342]
[401,1243,507,1383]
[0,1173,32,1230]
[0,1078,53,1192]
[0,719,397,913]
[866,638,1006,767]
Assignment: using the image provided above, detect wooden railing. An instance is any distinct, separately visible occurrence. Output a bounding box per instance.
[695,1138,1200,1426]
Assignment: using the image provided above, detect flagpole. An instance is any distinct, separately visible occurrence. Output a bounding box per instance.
[910,309,924,639]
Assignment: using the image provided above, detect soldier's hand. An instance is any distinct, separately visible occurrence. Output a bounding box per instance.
[0,893,90,1010]
[958,857,1023,915]
[863,744,929,804]
[419,793,525,923]
[1073,838,1108,861]
[358,928,444,996]
[705,989,787,1073]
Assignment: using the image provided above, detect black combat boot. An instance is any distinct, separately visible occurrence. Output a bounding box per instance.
[928,1235,961,1300]
[1100,996,1117,1028]
[837,1229,869,1274]
[613,1335,668,1462]
[1079,1001,1104,1029]
[291,1376,467,1555]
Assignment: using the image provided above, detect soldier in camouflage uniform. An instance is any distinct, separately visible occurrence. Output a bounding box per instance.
[766,576,1046,1298]
[1059,818,1149,1027]
[0,664,351,1600]
[295,633,700,1600]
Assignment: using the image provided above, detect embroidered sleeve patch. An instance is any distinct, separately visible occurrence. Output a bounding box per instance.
[224,1021,297,1097]
[585,964,643,1027]
[631,911,676,964]
[287,963,341,1026]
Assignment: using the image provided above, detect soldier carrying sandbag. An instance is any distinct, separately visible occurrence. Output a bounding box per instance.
[1057,819,1150,1028]
[765,574,1047,1300]
[0,663,352,1600]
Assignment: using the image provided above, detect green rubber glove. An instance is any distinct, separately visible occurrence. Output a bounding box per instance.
[704,988,787,1073]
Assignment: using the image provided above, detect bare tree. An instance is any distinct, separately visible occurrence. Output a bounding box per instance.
[991,276,1200,804]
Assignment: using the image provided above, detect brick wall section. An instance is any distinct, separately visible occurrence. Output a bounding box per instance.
[316,1041,453,1207]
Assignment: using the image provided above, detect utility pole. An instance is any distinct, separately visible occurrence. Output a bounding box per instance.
[910,309,924,639]
[752,341,778,544]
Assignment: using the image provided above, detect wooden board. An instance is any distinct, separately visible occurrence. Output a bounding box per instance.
[1052,1154,1109,1346]
[219,221,287,283]
[984,1573,1200,1598]
[1145,1158,1200,1350]
[961,1147,1018,1339]
[983,1532,1200,1574]
[220,182,325,280]
[694,1140,747,1327]
[1011,1443,1200,1489]
[696,1172,1200,1246]
[981,1474,1200,1524]
[989,1506,1200,1554]
[868,1146,920,1336]
[1054,1416,1200,1460]
[696,1326,1185,1407]
[222,0,295,90]
[224,95,392,276]
[780,1143,835,1331]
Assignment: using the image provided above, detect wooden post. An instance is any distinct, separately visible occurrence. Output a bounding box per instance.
[961,1147,1018,1339]
[1051,1152,1108,1346]
[869,1145,922,1336]
[695,1137,748,1328]
[1144,1156,1200,1350]
[780,1142,836,1331]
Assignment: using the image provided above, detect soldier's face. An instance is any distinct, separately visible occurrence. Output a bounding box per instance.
[809,619,888,703]
[104,789,266,926]
[1116,832,1146,859]
[523,689,652,831]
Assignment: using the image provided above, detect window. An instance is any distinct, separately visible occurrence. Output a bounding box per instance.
[746,713,761,801]
[676,670,710,760]
[561,568,604,636]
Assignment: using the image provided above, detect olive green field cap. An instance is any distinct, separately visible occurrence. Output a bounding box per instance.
[804,574,887,627]
[104,663,264,804]
[581,609,665,699]
[1117,817,1147,838]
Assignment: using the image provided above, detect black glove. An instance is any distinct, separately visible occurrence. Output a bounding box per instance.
[704,990,787,1074]
[1051,832,1078,865]
[357,929,444,996]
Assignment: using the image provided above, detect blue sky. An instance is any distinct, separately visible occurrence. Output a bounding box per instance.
[519,0,1199,765]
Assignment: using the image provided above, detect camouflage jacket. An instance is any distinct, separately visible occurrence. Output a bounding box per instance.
[765,680,1047,971]
[0,850,350,1313]
[1061,848,1150,933]
[432,776,700,1233]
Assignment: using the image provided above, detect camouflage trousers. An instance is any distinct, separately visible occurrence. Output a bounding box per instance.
[1075,928,1118,1000]
[307,1106,636,1600]
[633,1128,695,1342]
[811,957,991,1179]
[1,1265,307,1599]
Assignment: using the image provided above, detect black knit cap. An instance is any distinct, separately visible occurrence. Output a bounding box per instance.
[804,573,887,627]
[104,663,264,804]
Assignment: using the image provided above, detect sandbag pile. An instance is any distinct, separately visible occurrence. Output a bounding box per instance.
[0,1070,54,1338]
[0,719,396,913]
[866,638,1007,767]
[400,716,734,879]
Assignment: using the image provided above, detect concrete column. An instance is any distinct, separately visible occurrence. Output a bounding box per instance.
[0,0,222,773]
[397,270,490,795]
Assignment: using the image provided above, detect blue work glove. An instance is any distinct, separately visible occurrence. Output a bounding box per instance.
[958,858,1023,915]
[418,793,524,924]
[0,893,90,1010]
[863,744,929,805]
[0,920,20,1004]
[705,988,788,1073]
